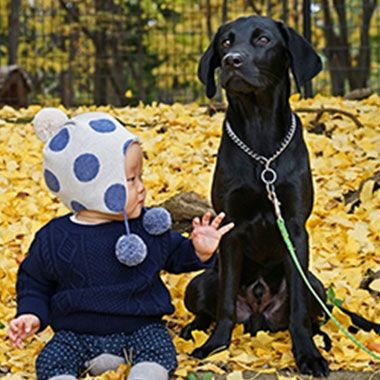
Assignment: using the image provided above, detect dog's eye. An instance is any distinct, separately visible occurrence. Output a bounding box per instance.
[222,39,232,48]
[257,36,270,45]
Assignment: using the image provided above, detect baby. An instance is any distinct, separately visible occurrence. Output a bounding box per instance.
[8,109,234,380]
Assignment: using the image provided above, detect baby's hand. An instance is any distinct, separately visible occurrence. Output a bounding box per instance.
[191,212,234,262]
[9,314,40,349]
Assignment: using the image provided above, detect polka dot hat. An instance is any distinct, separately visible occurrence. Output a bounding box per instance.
[34,108,171,266]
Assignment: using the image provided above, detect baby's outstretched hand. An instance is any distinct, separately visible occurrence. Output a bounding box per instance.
[191,212,234,262]
[9,314,40,349]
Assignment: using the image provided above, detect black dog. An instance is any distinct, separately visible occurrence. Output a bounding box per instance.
[181,16,380,377]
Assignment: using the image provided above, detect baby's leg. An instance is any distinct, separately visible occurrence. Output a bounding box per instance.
[127,323,177,379]
[36,331,83,380]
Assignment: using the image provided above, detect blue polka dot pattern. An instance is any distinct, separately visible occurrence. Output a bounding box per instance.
[123,140,133,155]
[104,184,126,212]
[35,325,177,379]
[44,169,60,192]
[89,119,117,133]
[41,112,139,214]
[71,201,86,212]
[73,154,100,182]
[49,128,70,152]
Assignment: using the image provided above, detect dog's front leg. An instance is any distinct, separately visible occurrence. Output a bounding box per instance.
[285,224,329,377]
[192,232,243,358]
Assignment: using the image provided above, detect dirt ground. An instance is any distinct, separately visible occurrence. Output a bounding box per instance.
[188,370,380,380]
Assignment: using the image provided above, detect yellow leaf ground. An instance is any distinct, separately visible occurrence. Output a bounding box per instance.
[0,96,379,379]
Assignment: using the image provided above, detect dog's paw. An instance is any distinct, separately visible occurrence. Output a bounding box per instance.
[191,343,228,359]
[296,351,329,377]
[179,323,195,341]
[191,346,208,359]
[179,315,212,341]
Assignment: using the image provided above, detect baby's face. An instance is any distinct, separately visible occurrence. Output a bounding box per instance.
[125,142,146,219]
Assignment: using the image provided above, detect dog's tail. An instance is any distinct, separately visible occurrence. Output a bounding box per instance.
[326,303,380,335]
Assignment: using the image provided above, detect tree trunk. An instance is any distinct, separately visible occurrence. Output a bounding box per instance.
[282,0,288,23]
[60,4,78,108]
[109,31,128,106]
[206,0,213,40]
[321,0,346,95]
[93,0,110,105]
[266,0,272,16]
[93,35,108,106]
[321,0,377,95]
[347,0,377,90]
[8,0,21,65]
[136,0,145,101]
[222,0,228,23]
[246,0,262,15]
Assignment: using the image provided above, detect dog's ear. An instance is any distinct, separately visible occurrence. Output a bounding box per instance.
[198,27,223,98]
[277,22,322,92]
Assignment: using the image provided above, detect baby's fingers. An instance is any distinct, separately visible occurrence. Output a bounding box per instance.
[8,326,23,349]
[218,222,235,236]
[211,212,226,228]
[192,216,201,228]
[201,212,212,225]
[9,319,20,334]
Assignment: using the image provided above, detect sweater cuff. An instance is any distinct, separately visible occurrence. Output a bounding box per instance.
[17,297,50,332]
[193,250,216,268]
[202,252,217,267]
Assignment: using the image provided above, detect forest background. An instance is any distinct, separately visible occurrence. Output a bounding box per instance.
[0,1,380,379]
[0,0,380,107]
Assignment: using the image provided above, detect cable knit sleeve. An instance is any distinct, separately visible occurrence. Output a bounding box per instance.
[163,231,216,274]
[16,232,57,332]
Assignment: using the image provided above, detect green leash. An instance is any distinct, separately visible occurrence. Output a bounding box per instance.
[277,216,380,361]
[225,115,380,361]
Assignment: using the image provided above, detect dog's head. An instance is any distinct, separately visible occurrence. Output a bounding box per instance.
[198,16,322,98]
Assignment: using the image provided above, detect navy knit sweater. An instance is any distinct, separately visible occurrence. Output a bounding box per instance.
[16,213,214,335]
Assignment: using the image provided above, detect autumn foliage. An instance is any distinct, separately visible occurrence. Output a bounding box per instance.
[0,95,379,379]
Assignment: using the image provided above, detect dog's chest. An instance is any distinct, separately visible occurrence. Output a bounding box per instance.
[213,161,293,258]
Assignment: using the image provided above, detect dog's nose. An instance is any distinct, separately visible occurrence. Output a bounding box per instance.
[222,53,243,68]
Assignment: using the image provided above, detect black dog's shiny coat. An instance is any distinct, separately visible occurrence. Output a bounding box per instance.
[181,16,380,377]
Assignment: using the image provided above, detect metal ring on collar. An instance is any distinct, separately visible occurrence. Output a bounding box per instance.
[261,167,277,185]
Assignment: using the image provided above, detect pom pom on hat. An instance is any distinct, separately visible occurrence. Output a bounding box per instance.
[115,233,147,266]
[115,208,171,267]
[34,108,69,142]
[143,207,172,235]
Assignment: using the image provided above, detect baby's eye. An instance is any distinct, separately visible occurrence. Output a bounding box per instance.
[127,176,135,183]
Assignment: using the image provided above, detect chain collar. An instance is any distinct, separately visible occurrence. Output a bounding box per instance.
[224,113,297,218]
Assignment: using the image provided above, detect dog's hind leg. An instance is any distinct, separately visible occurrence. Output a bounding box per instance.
[312,323,332,352]
[307,273,332,351]
[308,272,327,318]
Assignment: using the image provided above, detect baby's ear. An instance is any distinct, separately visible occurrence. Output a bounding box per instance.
[33,108,69,142]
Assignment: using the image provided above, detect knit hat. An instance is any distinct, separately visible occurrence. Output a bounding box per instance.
[33,108,171,266]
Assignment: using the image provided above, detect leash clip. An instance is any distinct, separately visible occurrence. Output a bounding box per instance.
[267,184,283,220]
